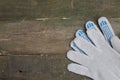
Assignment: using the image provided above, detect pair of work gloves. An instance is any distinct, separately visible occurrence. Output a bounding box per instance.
[67,17,120,80]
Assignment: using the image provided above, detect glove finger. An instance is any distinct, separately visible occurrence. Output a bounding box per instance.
[71,41,86,54]
[67,63,93,79]
[75,29,92,43]
[98,17,115,46]
[67,50,90,66]
[87,29,109,49]
[86,21,101,34]
[74,37,97,57]
[71,30,93,55]
[111,36,120,53]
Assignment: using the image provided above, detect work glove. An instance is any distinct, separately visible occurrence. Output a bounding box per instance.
[67,17,120,80]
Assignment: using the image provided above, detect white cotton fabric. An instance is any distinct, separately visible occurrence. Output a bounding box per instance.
[67,29,120,80]
[98,17,120,53]
[111,36,120,53]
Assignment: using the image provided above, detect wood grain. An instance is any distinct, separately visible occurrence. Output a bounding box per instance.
[0,18,119,55]
[0,0,119,80]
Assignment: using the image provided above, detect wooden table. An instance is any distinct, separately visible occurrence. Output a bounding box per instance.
[0,0,120,80]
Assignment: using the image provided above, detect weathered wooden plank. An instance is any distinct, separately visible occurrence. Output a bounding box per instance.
[0,55,92,80]
[0,56,9,79]
[0,18,119,55]
[0,0,120,20]
[0,1,119,80]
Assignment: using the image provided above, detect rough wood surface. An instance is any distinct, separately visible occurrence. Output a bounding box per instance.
[0,0,120,20]
[0,0,120,80]
[0,55,92,80]
[0,18,119,80]
[0,18,119,55]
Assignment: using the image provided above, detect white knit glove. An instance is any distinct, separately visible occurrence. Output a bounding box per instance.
[67,17,120,80]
